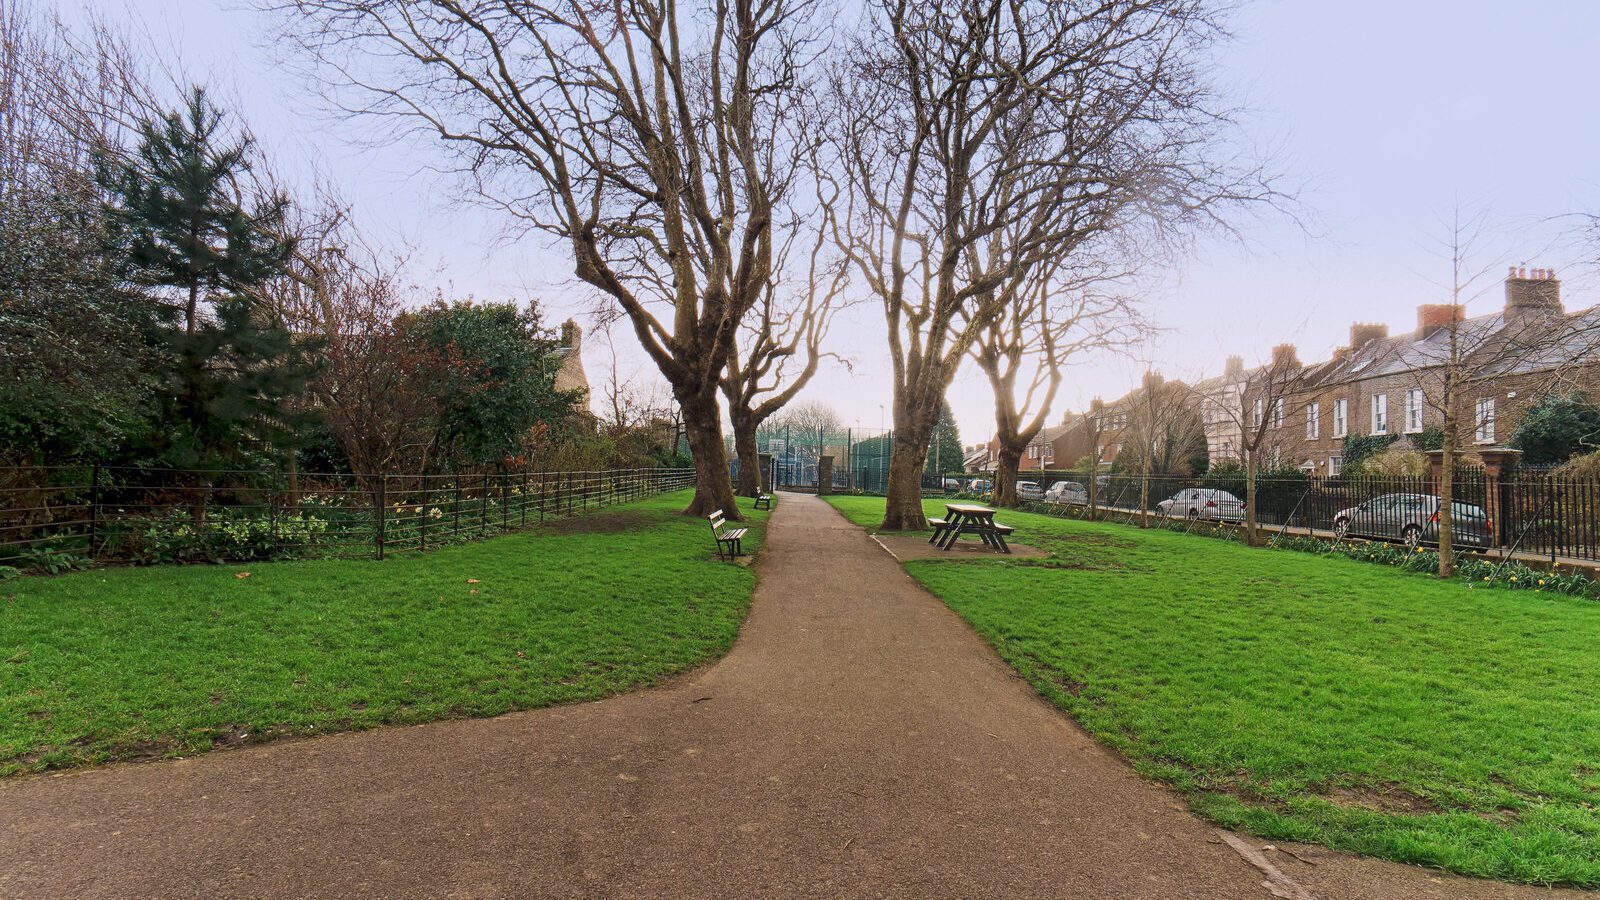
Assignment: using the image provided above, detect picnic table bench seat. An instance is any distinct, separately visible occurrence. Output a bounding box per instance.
[927,517,950,544]
[709,510,748,561]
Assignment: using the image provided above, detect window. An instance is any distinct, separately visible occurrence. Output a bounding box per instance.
[1405,389,1424,433]
[1272,398,1284,428]
[1305,402,1320,440]
[1370,394,1388,434]
[1329,454,1343,476]
[1333,398,1348,438]
[1475,398,1496,443]
[1252,398,1264,428]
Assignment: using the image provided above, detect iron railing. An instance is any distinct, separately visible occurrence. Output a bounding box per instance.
[1,465,697,568]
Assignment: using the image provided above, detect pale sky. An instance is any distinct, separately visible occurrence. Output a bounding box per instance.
[70,0,1600,445]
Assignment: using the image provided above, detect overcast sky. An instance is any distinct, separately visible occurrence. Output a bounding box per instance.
[73,0,1600,444]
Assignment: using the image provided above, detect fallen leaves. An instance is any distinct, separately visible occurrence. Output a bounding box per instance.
[234,572,251,579]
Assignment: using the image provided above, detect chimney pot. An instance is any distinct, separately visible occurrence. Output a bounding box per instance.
[1416,303,1463,337]
[1506,265,1562,319]
[1349,322,1389,348]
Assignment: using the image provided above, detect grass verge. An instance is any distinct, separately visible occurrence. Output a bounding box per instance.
[824,494,1600,887]
[2,490,765,775]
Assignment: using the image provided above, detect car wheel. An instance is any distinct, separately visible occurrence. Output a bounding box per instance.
[1402,525,1422,549]
[1187,508,1199,521]
[1333,517,1349,539]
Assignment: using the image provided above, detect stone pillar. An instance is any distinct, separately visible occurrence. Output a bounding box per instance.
[817,455,835,496]
[757,452,774,493]
[1477,448,1522,548]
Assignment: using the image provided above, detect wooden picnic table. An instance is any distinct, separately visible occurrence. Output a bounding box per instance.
[929,503,1014,554]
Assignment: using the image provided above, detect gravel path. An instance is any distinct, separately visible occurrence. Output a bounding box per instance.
[0,492,1585,898]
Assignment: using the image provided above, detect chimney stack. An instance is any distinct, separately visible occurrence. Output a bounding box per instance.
[1505,266,1562,320]
[1416,304,1463,338]
[1349,322,1388,349]
[1224,355,1244,378]
[1270,343,1300,368]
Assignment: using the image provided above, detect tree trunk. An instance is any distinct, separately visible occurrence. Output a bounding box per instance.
[730,409,762,497]
[677,387,741,519]
[1244,450,1261,546]
[993,444,1023,508]
[1438,417,1456,578]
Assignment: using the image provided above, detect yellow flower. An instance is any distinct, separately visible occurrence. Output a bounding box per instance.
[1483,576,1491,582]
[1510,576,1518,582]
[1539,579,1547,586]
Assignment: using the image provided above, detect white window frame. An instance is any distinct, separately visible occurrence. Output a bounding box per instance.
[1305,402,1320,440]
[1405,389,1424,434]
[1475,397,1496,443]
[1272,398,1284,428]
[1329,454,1343,476]
[1333,398,1348,438]
[1252,398,1264,429]
[1370,393,1388,435]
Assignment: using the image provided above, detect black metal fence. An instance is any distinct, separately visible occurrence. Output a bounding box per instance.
[1,465,697,569]
[980,468,1600,562]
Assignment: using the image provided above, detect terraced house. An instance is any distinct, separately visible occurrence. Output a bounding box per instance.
[1255,268,1600,475]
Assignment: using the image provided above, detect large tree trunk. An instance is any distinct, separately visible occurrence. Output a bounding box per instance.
[882,400,940,530]
[677,386,741,519]
[993,443,1023,508]
[731,409,762,497]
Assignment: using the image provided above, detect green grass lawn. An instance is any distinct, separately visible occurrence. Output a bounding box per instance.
[825,494,1600,887]
[1,490,765,776]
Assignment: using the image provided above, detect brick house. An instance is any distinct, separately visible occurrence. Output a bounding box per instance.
[1247,269,1600,475]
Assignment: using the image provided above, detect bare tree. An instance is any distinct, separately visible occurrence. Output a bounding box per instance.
[827,0,1278,530]
[774,400,844,437]
[1119,372,1205,527]
[1195,344,1310,545]
[1380,209,1600,575]
[722,209,850,496]
[278,0,829,518]
[969,253,1142,507]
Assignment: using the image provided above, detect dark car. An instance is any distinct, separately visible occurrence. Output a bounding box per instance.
[1332,493,1491,548]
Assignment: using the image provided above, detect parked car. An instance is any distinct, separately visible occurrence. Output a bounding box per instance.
[1016,481,1044,501]
[1044,481,1088,506]
[1332,493,1490,548]
[943,478,964,493]
[967,479,992,494]
[1156,488,1245,522]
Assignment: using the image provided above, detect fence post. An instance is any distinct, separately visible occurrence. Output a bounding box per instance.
[521,472,529,527]
[268,472,279,558]
[419,474,432,550]
[88,461,102,559]
[375,476,387,561]
[480,473,490,535]
[453,478,462,540]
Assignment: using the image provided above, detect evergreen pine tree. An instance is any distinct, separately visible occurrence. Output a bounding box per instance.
[925,400,963,476]
[99,87,315,468]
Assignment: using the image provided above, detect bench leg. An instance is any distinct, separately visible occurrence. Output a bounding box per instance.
[994,533,1010,554]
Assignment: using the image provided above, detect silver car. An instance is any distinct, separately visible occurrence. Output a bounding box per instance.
[1016,481,1044,501]
[1044,481,1088,506]
[1156,488,1245,522]
[1333,493,1489,548]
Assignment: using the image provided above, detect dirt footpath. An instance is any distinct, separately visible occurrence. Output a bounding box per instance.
[0,493,1586,898]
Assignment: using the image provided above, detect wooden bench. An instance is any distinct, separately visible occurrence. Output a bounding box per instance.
[709,510,748,561]
[927,517,950,545]
[754,493,772,510]
[987,522,1015,553]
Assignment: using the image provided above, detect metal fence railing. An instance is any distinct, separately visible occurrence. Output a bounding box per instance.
[953,468,1600,563]
[1,465,697,569]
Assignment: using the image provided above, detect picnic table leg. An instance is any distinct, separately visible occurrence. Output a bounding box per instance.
[993,532,1011,554]
[938,515,962,550]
